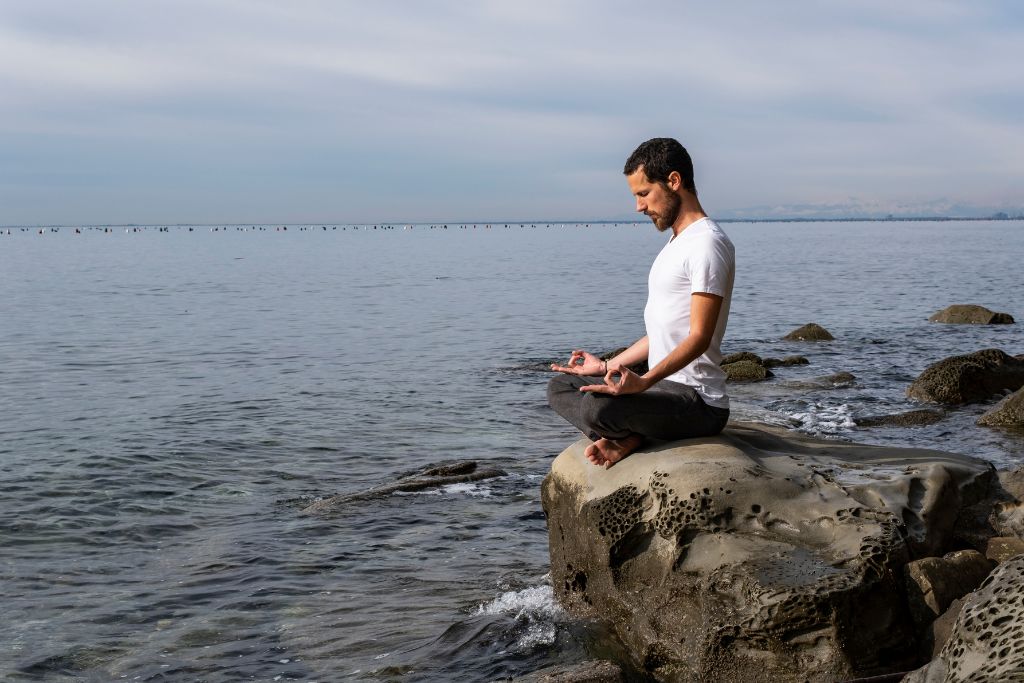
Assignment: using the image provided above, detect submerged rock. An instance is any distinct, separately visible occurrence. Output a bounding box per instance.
[542,422,993,682]
[855,409,946,428]
[782,323,834,341]
[902,556,1024,682]
[763,355,809,368]
[302,460,505,513]
[511,660,624,683]
[977,386,1024,427]
[928,304,1015,324]
[906,348,1024,405]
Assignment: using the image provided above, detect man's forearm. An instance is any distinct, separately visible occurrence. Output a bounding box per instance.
[608,336,649,371]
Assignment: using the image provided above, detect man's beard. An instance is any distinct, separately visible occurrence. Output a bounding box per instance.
[647,192,681,232]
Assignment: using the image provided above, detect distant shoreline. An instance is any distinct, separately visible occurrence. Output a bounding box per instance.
[3,215,1023,229]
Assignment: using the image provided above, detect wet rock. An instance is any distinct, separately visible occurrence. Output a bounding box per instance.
[722,359,773,382]
[977,386,1024,427]
[928,304,1015,324]
[904,550,994,628]
[510,660,624,683]
[302,460,505,513]
[855,409,946,428]
[901,556,1024,683]
[985,536,1024,563]
[988,467,1024,539]
[542,422,994,682]
[720,352,764,366]
[823,371,856,385]
[906,348,1024,405]
[782,323,834,341]
[763,355,809,368]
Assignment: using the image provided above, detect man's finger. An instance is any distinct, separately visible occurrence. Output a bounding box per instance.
[580,384,613,394]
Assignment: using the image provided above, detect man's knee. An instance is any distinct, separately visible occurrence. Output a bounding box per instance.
[547,373,577,405]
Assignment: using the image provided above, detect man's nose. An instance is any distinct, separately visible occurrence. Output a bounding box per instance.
[636,198,646,212]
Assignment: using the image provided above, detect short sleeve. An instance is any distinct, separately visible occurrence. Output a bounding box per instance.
[689,235,733,297]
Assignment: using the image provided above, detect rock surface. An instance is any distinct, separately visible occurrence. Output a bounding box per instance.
[902,556,1024,683]
[928,304,1015,324]
[301,460,505,513]
[721,352,764,366]
[782,323,834,341]
[542,422,994,682]
[855,409,946,428]
[904,550,993,628]
[764,355,809,368]
[977,386,1024,427]
[985,536,1024,564]
[906,348,1024,405]
[721,359,773,382]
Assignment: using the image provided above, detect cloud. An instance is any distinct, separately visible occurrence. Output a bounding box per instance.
[0,1,1021,223]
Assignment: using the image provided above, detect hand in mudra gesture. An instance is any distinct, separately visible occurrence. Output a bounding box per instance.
[580,365,651,396]
[550,349,605,376]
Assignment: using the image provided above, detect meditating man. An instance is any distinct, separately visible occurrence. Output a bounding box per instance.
[548,137,735,467]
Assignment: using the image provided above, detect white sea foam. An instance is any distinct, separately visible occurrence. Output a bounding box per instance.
[441,482,492,496]
[476,585,566,651]
[789,402,857,437]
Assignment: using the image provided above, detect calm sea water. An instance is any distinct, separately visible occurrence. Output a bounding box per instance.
[2,220,1022,681]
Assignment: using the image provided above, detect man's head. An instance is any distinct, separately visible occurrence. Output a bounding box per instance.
[624,138,696,231]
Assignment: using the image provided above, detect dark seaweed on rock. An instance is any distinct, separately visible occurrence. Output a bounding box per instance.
[907,349,1024,405]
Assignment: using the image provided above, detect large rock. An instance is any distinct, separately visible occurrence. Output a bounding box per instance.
[977,386,1024,427]
[542,422,994,682]
[928,304,1015,324]
[782,323,834,341]
[904,550,993,628]
[906,349,1024,405]
[902,556,1024,682]
[855,409,946,428]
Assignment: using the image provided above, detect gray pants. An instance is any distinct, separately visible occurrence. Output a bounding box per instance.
[546,374,729,443]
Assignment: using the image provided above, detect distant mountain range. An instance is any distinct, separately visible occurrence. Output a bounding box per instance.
[714,198,1023,221]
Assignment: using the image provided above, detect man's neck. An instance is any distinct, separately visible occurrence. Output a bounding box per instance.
[671,205,708,238]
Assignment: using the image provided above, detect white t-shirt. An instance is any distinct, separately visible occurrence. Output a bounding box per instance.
[644,217,735,409]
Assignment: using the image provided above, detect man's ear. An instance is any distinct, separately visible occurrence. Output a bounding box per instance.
[667,171,682,190]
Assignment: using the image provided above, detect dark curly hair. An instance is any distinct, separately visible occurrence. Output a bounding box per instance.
[623,138,696,195]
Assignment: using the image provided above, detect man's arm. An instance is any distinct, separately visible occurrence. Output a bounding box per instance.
[581,293,722,395]
[551,336,648,376]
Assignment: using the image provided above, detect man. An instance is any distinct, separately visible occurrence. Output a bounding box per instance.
[548,137,735,468]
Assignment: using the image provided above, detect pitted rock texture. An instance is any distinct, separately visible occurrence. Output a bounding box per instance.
[902,555,1024,683]
[783,323,834,341]
[977,386,1024,427]
[542,422,994,682]
[928,304,1015,325]
[907,349,1024,405]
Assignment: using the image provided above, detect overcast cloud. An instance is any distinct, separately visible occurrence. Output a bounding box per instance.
[1,1,1022,224]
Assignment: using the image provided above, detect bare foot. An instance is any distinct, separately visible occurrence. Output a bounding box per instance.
[584,434,644,468]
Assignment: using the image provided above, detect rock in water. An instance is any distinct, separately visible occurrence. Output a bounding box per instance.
[541,422,993,682]
[906,348,1024,405]
[721,359,773,382]
[977,386,1024,427]
[302,460,505,513]
[928,304,1015,324]
[855,409,946,428]
[782,323,834,341]
[902,556,1024,682]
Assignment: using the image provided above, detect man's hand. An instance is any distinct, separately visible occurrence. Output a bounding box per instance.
[580,366,651,396]
[550,349,605,376]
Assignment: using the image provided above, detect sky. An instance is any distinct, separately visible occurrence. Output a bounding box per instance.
[2,1,1022,224]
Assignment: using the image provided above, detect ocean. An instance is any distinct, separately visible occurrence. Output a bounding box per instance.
[2,220,1022,681]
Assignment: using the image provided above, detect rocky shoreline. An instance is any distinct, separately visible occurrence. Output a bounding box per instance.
[534,307,1023,682]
